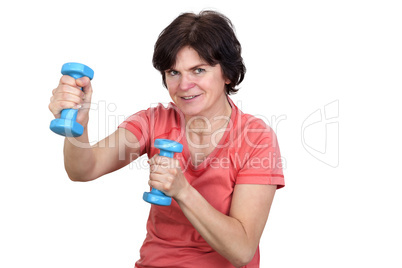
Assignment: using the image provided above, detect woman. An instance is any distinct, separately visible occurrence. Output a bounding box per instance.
[49,10,285,268]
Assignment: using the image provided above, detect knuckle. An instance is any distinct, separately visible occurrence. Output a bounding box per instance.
[163,183,171,192]
[59,102,67,109]
[167,175,174,183]
[151,165,158,173]
[162,157,170,168]
[155,155,162,163]
[170,168,178,176]
[60,75,74,85]
[153,156,160,166]
[59,101,71,109]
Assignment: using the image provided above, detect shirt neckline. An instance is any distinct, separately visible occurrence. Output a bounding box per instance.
[179,96,238,172]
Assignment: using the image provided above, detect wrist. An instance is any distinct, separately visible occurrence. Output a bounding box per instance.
[174,183,193,204]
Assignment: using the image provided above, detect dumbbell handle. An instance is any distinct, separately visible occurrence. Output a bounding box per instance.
[147,148,174,201]
[50,63,94,137]
[143,139,183,206]
[159,149,175,158]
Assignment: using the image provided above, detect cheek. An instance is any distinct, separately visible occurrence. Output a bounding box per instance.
[166,79,178,93]
[167,87,175,100]
[206,75,226,93]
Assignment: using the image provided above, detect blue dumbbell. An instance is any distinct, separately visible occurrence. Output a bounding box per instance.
[143,139,183,206]
[50,62,94,137]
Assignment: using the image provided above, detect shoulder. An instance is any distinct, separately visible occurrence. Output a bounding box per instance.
[228,101,281,157]
[124,102,181,122]
[241,113,269,130]
[237,112,278,146]
[150,102,183,131]
[119,102,183,138]
[154,102,182,120]
[229,97,274,138]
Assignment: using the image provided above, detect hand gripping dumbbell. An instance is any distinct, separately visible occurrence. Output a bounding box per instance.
[50,62,94,137]
[143,139,183,206]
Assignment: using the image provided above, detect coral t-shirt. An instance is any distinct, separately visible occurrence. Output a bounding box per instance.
[119,97,285,268]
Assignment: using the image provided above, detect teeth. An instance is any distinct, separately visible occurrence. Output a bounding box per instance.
[182,95,197,100]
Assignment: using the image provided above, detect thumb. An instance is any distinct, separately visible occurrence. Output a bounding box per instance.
[76,76,93,95]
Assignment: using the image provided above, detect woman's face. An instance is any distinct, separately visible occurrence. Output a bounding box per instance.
[165,46,230,119]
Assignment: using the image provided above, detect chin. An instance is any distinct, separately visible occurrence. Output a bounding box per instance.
[174,97,205,116]
[180,106,202,117]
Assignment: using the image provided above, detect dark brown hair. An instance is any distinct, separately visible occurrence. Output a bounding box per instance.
[152,10,246,95]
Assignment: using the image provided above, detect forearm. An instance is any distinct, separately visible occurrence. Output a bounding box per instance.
[175,186,256,267]
[63,128,96,181]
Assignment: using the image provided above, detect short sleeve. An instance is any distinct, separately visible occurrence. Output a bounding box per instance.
[118,108,152,157]
[236,118,285,189]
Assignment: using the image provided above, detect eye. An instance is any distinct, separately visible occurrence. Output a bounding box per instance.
[194,68,205,74]
[167,70,179,76]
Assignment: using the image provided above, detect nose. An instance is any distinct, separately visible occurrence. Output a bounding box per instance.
[179,73,195,91]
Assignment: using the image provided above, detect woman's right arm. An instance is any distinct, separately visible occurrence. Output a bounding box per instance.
[49,75,141,182]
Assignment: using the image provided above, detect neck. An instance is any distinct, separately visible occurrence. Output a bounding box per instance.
[185,97,232,138]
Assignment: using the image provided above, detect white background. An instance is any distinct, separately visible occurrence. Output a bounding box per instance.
[1,0,401,267]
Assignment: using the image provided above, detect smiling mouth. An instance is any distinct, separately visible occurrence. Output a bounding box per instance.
[181,94,201,100]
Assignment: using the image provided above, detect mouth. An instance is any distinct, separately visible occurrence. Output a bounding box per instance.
[181,94,201,100]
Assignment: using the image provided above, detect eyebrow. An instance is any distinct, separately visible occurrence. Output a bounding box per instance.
[189,64,208,70]
[168,63,209,72]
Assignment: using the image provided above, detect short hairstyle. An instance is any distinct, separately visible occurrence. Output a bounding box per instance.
[152,10,246,95]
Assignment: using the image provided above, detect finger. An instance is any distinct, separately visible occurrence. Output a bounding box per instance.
[167,167,179,177]
[76,77,93,100]
[150,171,174,184]
[148,154,160,166]
[149,163,169,174]
[48,102,61,118]
[76,76,90,88]
[49,100,81,117]
[60,75,80,88]
[149,173,166,189]
[148,179,169,194]
[149,155,176,168]
[53,91,84,106]
[57,100,82,110]
[149,172,164,182]
[149,174,173,193]
[55,84,85,99]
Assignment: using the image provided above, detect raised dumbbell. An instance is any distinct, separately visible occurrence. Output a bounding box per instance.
[143,139,183,206]
[50,62,94,137]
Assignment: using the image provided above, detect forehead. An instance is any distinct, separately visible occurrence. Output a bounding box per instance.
[172,46,207,69]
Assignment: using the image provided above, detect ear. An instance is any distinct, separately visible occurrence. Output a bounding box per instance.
[225,78,231,85]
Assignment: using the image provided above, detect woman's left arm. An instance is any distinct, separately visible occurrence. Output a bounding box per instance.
[148,155,277,268]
